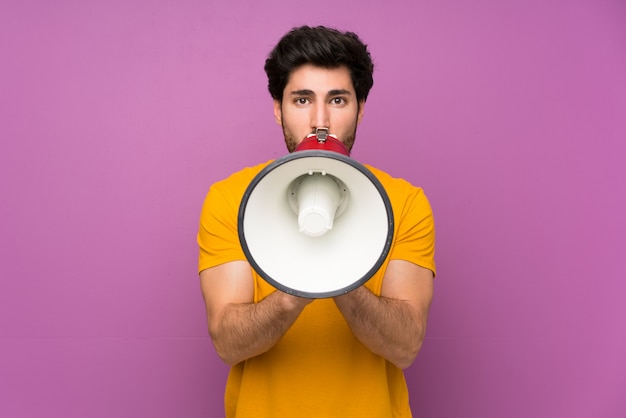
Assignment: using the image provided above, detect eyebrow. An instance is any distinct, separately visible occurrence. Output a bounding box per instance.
[289,89,353,97]
[289,89,315,96]
[327,89,352,97]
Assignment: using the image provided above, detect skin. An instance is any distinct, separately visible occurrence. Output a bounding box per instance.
[200,64,434,369]
[274,64,363,152]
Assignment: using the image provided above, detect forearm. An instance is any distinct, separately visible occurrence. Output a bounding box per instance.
[334,286,427,369]
[209,291,309,365]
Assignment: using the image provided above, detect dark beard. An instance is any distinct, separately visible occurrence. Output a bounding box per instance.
[282,127,300,153]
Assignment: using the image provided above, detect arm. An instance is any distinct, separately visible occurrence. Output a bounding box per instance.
[333,259,434,369]
[199,261,312,365]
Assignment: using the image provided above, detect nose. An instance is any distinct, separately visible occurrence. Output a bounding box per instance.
[311,102,330,132]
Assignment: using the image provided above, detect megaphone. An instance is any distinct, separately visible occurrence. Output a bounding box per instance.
[238,129,394,298]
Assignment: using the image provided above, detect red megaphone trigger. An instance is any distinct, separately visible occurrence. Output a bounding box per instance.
[295,131,351,156]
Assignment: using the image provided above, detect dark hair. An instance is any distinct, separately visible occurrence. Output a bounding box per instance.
[264,26,374,102]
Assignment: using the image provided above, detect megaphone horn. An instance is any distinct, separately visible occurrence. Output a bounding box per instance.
[238,132,394,298]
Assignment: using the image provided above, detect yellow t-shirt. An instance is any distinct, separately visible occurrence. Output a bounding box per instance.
[198,160,436,418]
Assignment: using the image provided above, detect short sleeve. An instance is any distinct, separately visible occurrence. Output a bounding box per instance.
[388,183,436,276]
[197,182,246,273]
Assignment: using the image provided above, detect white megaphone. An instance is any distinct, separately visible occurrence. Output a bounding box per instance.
[238,129,394,298]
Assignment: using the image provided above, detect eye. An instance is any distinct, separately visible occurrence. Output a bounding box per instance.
[294,98,310,105]
[331,97,347,105]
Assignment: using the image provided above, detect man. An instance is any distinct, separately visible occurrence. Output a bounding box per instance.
[197,26,436,417]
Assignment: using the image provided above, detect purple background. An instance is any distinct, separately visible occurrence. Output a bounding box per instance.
[1,0,625,417]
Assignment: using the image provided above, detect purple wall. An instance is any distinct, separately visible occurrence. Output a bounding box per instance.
[1,0,624,417]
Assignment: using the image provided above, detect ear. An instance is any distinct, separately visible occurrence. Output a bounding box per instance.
[357,100,366,124]
[273,100,283,125]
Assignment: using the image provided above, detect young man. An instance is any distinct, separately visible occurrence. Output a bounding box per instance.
[197,26,436,417]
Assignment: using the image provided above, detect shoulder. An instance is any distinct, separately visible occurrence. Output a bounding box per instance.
[211,160,274,192]
[206,160,275,204]
[201,160,274,216]
[363,164,428,203]
[363,163,434,236]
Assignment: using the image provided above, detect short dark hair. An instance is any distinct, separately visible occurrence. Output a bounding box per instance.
[264,26,374,102]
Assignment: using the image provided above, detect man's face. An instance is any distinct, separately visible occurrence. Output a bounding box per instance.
[274,64,365,153]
